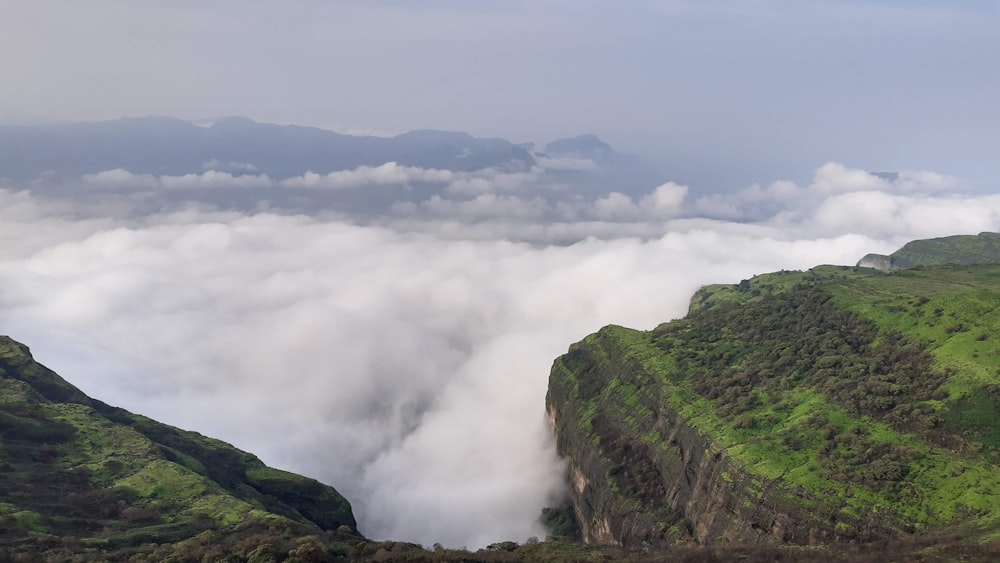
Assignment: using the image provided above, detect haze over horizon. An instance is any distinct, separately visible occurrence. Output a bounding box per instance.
[3,0,998,189]
[2,0,998,551]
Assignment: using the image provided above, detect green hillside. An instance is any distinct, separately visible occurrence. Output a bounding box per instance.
[547,264,1000,558]
[892,232,1000,268]
[0,336,358,560]
[858,232,1000,270]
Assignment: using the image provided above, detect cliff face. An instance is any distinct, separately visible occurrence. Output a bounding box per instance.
[856,253,894,271]
[547,265,1000,549]
[546,327,892,549]
[0,335,356,557]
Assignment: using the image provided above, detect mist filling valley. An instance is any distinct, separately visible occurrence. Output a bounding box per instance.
[1,121,998,548]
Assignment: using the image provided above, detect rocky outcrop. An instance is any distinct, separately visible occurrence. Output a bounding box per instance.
[545,326,893,549]
[856,253,894,271]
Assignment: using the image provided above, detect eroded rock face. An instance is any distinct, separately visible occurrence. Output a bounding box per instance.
[545,325,898,549]
[856,253,894,271]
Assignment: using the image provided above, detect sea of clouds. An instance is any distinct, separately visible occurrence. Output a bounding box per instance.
[1,161,997,547]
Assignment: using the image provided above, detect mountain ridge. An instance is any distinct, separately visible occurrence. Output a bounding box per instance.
[0,116,624,182]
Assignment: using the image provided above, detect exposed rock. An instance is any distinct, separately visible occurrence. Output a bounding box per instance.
[546,327,892,549]
[856,253,894,271]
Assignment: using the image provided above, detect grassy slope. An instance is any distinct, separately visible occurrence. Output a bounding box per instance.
[696,264,1000,454]
[676,266,1000,526]
[890,232,1000,268]
[0,336,355,558]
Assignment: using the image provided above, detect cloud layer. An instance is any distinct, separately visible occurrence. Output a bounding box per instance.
[75,161,981,244]
[1,162,998,547]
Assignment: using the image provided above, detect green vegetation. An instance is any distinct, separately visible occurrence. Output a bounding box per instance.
[0,335,357,560]
[856,232,1000,272]
[891,232,1000,268]
[547,262,1000,555]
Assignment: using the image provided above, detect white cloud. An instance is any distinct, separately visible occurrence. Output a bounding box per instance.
[83,169,160,190]
[894,170,959,193]
[409,194,549,221]
[581,182,688,223]
[76,160,590,209]
[591,192,638,221]
[693,162,963,223]
[811,162,890,195]
[159,170,272,189]
[444,169,540,196]
[83,168,272,190]
[445,177,495,196]
[281,162,455,189]
[639,181,688,217]
[811,191,1000,239]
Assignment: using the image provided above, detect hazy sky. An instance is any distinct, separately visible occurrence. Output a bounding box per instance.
[3,1,997,188]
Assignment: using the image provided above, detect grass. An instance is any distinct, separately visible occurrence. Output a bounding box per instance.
[116,459,217,501]
[45,402,158,484]
[829,265,1000,452]
[890,232,1000,268]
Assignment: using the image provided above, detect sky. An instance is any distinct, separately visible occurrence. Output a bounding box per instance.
[2,0,998,188]
[1,0,999,551]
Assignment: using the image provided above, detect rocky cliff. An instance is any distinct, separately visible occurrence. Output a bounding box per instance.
[547,264,1000,550]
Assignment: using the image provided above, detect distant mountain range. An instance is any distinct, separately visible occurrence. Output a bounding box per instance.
[542,134,616,161]
[0,116,643,183]
[0,117,669,221]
